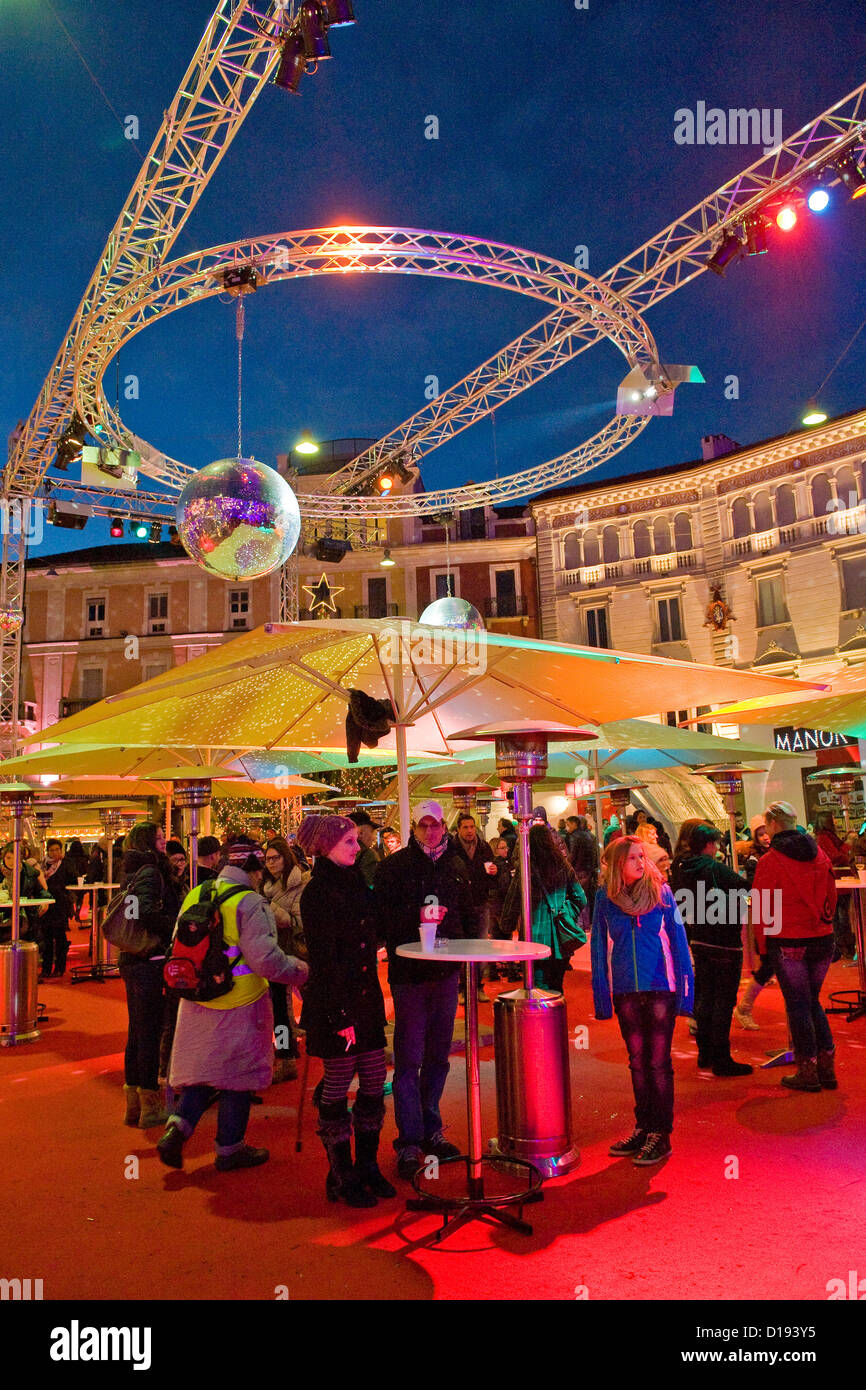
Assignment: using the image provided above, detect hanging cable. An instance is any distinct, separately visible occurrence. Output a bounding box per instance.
[813,309,866,399]
[236,297,245,459]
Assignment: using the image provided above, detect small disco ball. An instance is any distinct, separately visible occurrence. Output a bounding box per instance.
[418,596,484,630]
[0,606,24,634]
[175,457,301,581]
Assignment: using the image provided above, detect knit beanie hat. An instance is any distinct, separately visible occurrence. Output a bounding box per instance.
[296,814,357,858]
[225,835,265,873]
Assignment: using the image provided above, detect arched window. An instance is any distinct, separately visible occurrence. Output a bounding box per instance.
[731,498,751,538]
[774,484,797,528]
[633,520,651,558]
[673,512,693,551]
[602,526,620,562]
[753,491,773,533]
[653,516,671,554]
[837,465,857,510]
[582,530,600,567]
[811,474,832,518]
[563,532,582,569]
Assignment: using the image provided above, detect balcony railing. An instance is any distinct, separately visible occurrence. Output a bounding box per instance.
[59,697,100,718]
[0,701,37,725]
[484,595,529,618]
[561,554,695,588]
[354,603,398,619]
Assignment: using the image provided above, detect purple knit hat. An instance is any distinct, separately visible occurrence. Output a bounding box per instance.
[296,814,357,858]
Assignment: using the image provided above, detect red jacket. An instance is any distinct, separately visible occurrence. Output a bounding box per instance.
[752,831,836,951]
[816,828,850,869]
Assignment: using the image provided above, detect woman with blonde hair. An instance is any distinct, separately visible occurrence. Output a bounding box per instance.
[591,836,694,1165]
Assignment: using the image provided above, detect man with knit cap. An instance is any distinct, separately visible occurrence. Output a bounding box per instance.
[372,800,478,1180]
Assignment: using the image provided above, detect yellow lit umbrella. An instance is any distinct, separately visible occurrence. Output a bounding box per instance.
[687,665,866,739]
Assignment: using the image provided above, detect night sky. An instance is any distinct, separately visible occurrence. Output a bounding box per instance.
[3,0,866,557]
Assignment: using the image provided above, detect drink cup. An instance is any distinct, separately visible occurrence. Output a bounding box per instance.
[419,923,437,952]
[78,875,85,886]
[484,861,497,875]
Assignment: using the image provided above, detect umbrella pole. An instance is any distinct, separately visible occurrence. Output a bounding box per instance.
[396,724,411,845]
[165,789,172,841]
[589,751,605,855]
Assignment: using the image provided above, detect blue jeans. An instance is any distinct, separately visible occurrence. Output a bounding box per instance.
[766,937,834,1058]
[390,974,460,1151]
[614,991,677,1135]
[172,1084,252,1155]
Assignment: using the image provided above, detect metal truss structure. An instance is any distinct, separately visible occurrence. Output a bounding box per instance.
[1,0,864,742]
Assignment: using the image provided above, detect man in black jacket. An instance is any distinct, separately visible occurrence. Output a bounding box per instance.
[372,800,478,1180]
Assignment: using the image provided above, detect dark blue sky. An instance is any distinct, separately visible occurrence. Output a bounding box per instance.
[3,0,866,556]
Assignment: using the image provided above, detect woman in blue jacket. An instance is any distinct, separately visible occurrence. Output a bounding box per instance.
[591,835,694,1166]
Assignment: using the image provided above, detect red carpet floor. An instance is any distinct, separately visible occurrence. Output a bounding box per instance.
[2,927,865,1302]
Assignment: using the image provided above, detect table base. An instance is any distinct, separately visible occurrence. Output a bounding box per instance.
[406,1154,544,1241]
[827,988,866,1022]
[69,962,120,984]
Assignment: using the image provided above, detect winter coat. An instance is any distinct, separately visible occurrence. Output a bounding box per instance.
[669,853,749,949]
[816,827,850,869]
[0,862,52,943]
[263,865,310,958]
[590,885,694,1020]
[119,849,183,962]
[500,871,587,961]
[452,834,496,908]
[751,830,836,950]
[372,835,478,985]
[169,865,308,1090]
[567,829,599,885]
[354,843,381,889]
[298,855,386,1058]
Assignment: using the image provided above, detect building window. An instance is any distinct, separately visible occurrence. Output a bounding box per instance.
[81,668,104,703]
[490,567,520,617]
[674,513,693,551]
[563,532,582,569]
[86,597,106,638]
[143,662,168,684]
[457,508,487,541]
[756,575,787,627]
[657,595,683,643]
[775,485,797,527]
[602,526,620,563]
[753,492,774,533]
[841,556,866,611]
[147,593,168,635]
[633,520,651,559]
[229,589,250,629]
[665,709,689,728]
[811,474,832,518]
[585,605,610,648]
[582,530,600,567]
[731,498,751,538]
[653,516,671,554]
[366,576,389,618]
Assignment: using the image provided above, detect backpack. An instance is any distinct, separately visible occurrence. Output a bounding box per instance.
[163,880,250,1002]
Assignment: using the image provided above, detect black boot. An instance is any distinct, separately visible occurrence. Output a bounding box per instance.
[317,1101,377,1208]
[352,1093,396,1198]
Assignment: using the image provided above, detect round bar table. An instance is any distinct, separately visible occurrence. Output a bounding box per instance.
[827,872,866,1021]
[396,938,549,1241]
[68,884,120,983]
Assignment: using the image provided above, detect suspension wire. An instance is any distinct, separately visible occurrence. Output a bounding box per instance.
[813,308,866,398]
[236,297,245,459]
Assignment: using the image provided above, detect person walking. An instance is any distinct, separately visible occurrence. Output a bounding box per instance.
[295,815,393,1207]
[500,824,587,993]
[156,838,308,1170]
[118,822,183,1130]
[262,835,310,1083]
[669,823,753,1076]
[591,836,694,1165]
[372,800,477,1182]
[752,801,838,1091]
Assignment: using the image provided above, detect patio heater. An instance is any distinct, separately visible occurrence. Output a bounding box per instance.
[151,767,242,888]
[99,806,124,889]
[690,765,765,872]
[33,807,54,857]
[431,782,496,826]
[0,782,38,1046]
[450,724,597,1179]
[807,766,863,833]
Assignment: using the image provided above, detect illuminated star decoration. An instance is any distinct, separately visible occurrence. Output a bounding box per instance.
[302,572,345,617]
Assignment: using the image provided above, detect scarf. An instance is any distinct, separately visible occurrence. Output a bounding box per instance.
[609,876,663,917]
[420,837,449,863]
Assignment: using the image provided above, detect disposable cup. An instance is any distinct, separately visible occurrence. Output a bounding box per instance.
[419,923,437,952]
[78,876,85,886]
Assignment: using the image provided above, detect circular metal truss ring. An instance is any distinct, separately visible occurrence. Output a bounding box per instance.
[73,227,657,517]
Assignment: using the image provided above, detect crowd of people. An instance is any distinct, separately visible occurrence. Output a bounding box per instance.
[23,792,855,1195]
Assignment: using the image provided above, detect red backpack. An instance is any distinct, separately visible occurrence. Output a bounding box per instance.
[163,880,249,1002]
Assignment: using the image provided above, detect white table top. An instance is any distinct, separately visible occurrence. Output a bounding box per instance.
[0,898,52,908]
[397,938,550,964]
[68,882,119,891]
[834,873,866,890]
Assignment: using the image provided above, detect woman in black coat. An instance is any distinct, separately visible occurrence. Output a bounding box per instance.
[118,821,182,1130]
[296,814,392,1209]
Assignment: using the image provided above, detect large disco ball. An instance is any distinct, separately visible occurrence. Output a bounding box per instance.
[418,596,484,630]
[176,457,301,581]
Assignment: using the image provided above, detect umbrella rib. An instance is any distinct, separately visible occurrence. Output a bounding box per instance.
[402,650,461,753]
[484,668,601,725]
[400,647,514,722]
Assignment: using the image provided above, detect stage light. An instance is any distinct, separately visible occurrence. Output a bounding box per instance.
[47,501,88,530]
[323,0,355,24]
[832,148,866,200]
[222,266,258,296]
[149,522,162,544]
[274,33,306,93]
[705,231,741,276]
[299,1,331,59]
[294,431,319,455]
[776,204,797,231]
[314,537,351,563]
[805,181,831,213]
[802,399,828,427]
[109,517,124,538]
[380,548,396,567]
[376,473,394,493]
[132,520,149,539]
[54,412,88,470]
[742,212,768,256]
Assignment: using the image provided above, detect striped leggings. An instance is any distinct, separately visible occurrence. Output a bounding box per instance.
[321,1048,387,1105]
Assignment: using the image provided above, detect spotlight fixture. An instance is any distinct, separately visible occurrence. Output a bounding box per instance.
[804,177,831,213]
[54,412,88,470]
[314,536,351,564]
[742,212,768,256]
[380,548,396,567]
[47,501,88,530]
[323,0,355,24]
[705,231,742,276]
[109,517,125,538]
[802,399,828,427]
[149,522,162,544]
[831,147,866,200]
[376,472,394,493]
[132,520,149,540]
[298,0,331,59]
[294,431,319,455]
[273,33,306,93]
[222,265,258,295]
[776,203,798,231]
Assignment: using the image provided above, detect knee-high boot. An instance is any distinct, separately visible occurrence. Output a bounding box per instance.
[317,1100,376,1208]
[352,1093,396,1198]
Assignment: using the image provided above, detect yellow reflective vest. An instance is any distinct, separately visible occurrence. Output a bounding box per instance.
[178,879,269,1012]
